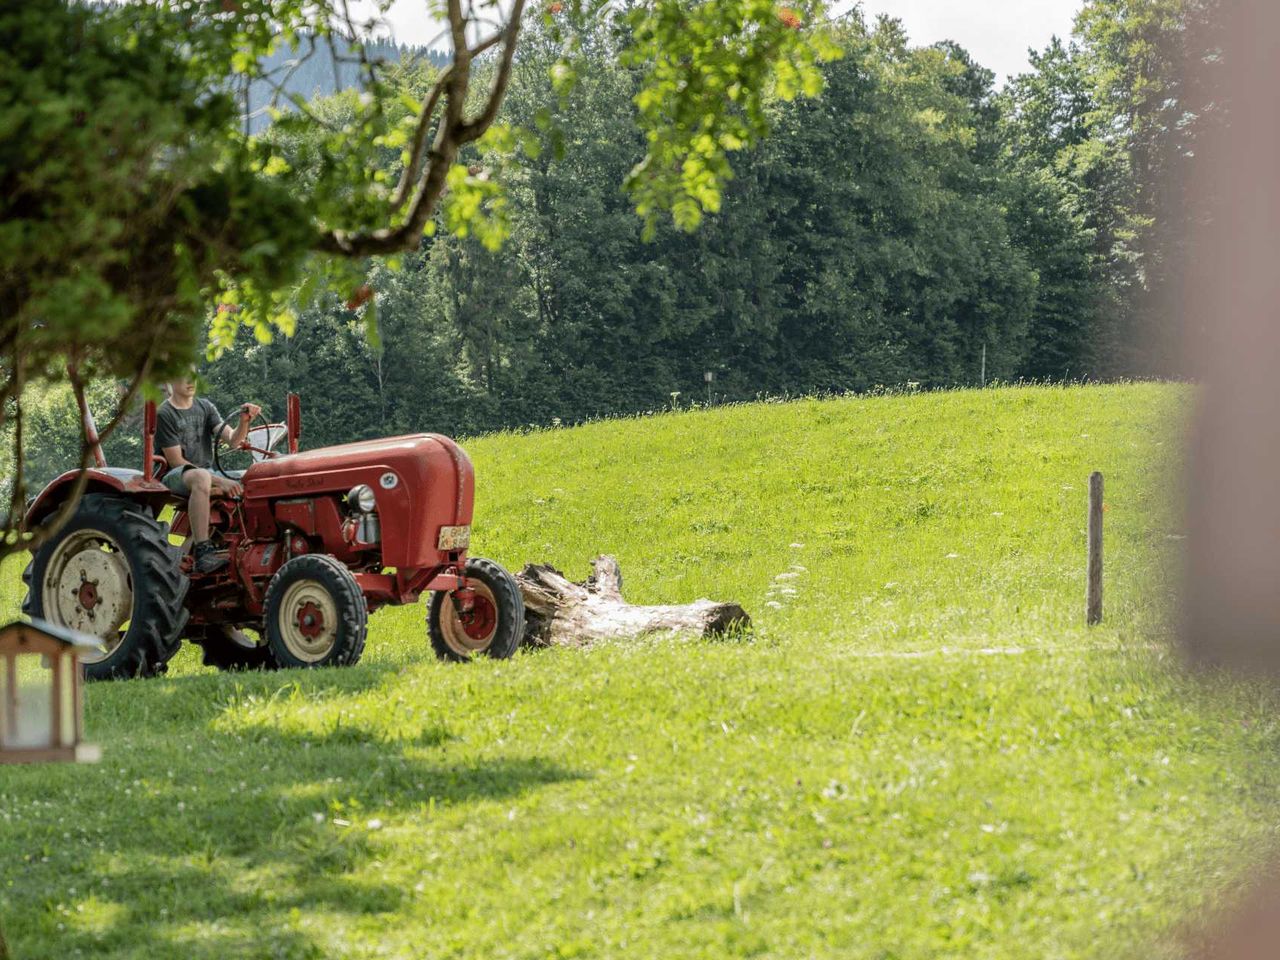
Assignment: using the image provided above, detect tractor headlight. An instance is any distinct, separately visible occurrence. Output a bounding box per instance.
[347,484,376,514]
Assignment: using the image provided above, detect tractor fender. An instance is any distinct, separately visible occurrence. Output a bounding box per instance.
[24,468,171,529]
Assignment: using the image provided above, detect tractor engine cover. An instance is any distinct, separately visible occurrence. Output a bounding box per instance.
[243,434,475,569]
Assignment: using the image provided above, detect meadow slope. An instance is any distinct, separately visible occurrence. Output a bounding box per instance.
[2,383,1278,960]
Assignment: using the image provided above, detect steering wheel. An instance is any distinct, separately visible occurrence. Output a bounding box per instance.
[213,406,275,477]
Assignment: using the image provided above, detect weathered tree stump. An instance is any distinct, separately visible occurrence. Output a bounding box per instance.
[515,555,750,648]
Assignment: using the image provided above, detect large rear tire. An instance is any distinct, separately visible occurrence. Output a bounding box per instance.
[428,558,525,662]
[190,625,278,672]
[263,555,367,669]
[23,494,188,680]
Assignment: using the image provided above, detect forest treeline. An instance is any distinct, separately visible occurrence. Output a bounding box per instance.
[24,0,1218,478]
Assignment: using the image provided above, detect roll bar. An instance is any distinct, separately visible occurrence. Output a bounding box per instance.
[286,392,301,455]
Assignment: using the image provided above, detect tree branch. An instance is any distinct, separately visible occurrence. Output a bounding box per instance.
[441,0,473,134]
[316,2,528,258]
[316,133,458,256]
[457,0,527,144]
[0,375,16,437]
[267,35,320,112]
[390,28,507,210]
[5,358,25,540]
[338,0,380,93]
[446,0,471,78]
[0,342,158,564]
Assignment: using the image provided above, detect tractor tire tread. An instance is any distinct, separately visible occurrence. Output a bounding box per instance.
[20,560,33,618]
[263,554,367,669]
[24,493,188,680]
[428,557,526,663]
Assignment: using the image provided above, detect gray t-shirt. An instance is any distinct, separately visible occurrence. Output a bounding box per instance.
[156,398,223,469]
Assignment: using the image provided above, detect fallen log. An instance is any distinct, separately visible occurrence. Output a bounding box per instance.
[515,555,751,648]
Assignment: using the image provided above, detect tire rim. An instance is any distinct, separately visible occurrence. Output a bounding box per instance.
[439,582,499,658]
[277,579,339,663]
[40,529,133,664]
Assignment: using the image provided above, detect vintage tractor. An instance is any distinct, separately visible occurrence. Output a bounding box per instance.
[20,394,525,679]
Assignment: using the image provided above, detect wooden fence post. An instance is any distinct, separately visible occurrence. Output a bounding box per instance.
[1087,471,1104,626]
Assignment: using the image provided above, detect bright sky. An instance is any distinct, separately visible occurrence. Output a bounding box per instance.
[853,0,1081,81]
[372,0,1083,83]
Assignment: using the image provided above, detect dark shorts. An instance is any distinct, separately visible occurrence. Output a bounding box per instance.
[161,466,242,497]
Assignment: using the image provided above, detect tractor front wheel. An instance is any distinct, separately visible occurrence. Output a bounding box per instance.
[263,555,367,669]
[428,558,525,662]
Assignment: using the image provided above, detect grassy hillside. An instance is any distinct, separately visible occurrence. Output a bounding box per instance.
[2,383,1278,959]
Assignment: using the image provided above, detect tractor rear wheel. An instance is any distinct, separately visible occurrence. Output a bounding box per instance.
[263,555,367,669]
[23,493,188,680]
[190,625,278,672]
[428,558,525,662]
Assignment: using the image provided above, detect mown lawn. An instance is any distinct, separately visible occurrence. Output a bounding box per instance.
[2,383,1277,959]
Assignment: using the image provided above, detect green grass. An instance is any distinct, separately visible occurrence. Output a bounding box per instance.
[3,383,1278,959]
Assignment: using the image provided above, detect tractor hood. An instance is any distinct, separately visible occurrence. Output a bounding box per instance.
[247,434,469,482]
[244,434,475,569]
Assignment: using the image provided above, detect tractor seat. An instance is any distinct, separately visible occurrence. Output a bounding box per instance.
[97,466,244,499]
[158,466,247,500]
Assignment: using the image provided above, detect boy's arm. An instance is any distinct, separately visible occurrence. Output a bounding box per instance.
[223,403,262,449]
[161,445,189,470]
[155,411,186,469]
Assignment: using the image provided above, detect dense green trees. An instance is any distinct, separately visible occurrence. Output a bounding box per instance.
[1003,0,1221,376]
[197,3,1215,444]
[8,0,1224,491]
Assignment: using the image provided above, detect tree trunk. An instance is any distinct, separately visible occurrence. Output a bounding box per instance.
[515,556,750,648]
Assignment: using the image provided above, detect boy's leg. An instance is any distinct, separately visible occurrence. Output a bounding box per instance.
[183,468,213,541]
[181,468,227,574]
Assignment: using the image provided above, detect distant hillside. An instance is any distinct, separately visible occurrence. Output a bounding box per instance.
[244,36,449,132]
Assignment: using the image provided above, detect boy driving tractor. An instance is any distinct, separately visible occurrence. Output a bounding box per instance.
[156,377,261,573]
[22,380,525,678]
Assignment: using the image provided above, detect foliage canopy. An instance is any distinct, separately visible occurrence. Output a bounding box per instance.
[0,0,839,552]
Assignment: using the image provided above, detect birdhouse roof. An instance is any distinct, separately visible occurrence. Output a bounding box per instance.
[0,619,105,654]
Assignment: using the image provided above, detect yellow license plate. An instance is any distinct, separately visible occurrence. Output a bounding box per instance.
[437,525,471,550]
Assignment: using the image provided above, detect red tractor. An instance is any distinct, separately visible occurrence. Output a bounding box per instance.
[20,395,525,679]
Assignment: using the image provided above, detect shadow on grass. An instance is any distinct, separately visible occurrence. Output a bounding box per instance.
[0,671,585,959]
[86,659,410,729]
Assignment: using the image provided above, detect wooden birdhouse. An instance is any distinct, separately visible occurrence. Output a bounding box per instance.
[0,619,102,764]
